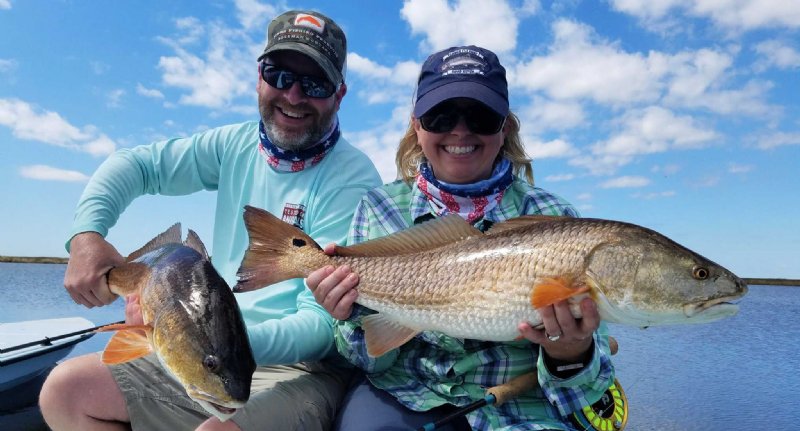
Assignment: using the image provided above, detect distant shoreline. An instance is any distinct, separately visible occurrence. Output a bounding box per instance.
[742,278,800,286]
[0,256,68,264]
[0,256,798,287]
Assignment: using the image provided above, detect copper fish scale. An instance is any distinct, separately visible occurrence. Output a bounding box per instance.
[332,220,615,340]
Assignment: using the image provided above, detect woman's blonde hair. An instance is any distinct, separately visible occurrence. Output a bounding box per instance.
[395,111,534,184]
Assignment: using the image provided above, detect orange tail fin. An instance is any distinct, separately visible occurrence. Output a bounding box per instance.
[234,205,330,292]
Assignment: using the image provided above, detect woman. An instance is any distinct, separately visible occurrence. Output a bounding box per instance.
[309,45,615,430]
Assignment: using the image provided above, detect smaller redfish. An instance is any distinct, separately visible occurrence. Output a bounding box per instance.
[97,224,255,421]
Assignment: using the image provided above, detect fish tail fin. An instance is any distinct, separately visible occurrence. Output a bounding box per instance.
[531,276,591,309]
[234,205,330,292]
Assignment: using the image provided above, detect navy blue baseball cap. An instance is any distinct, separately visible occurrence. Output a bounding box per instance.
[413,45,509,118]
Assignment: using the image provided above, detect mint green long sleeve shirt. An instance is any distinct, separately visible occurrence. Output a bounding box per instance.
[68,121,381,365]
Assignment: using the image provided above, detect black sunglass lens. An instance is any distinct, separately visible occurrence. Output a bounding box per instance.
[420,104,459,133]
[262,67,294,90]
[463,106,504,135]
[420,102,504,135]
[261,64,335,98]
[300,76,335,98]
[421,112,459,133]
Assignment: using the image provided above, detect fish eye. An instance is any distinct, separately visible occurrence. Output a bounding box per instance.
[203,355,221,373]
[692,266,709,280]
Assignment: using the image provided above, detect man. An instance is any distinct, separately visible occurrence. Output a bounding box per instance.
[39,9,381,431]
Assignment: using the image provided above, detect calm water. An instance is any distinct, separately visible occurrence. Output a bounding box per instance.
[1,262,798,430]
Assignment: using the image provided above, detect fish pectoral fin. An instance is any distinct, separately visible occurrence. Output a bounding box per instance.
[362,314,420,358]
[100,327,154,365]
[531,276,591,309]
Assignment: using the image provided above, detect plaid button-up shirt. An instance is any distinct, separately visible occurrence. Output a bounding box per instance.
[334,178,615,430]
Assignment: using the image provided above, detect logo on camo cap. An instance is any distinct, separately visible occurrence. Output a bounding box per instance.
[258,10,347,85]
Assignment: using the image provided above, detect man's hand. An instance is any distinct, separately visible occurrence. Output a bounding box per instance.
[64,232,124,308]
[306,243,359,320]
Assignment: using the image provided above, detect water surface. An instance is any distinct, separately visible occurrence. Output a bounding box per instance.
[1,262,797,430]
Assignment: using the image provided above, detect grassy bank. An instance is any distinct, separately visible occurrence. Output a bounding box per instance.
[0,256,68,264]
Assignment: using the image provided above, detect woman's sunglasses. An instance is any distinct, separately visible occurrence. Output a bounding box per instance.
[419,101,506,135]
[260,63,338,99]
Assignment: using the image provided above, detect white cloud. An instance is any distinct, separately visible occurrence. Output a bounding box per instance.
[516,96,585,133]
[137,83,165,99]
[754,40,800,70]
[652,164,681,175]
[0,0,10,10]
[91,61,110,75]
[754,131,800,149]
[544,173,575,182]
[346,105,412,182]
[600,175,651,188]
[511,20,667,105]
[631,190,676,199]
[0,98,116,156]
[0,58,16,72]
[511,21,772,116]
[663,48,773,115]
[19,165,90,182]
[610,0,800,33]
[156,18,255,110]
[345,53,420,107]
[347,53,420,85]
[107,89,125,108]
[234,0,280,31]
[728,163,753,174]
[573,107,718,174]
[401,0,519,53]
[524,138,578,159]
[693,174,721,187]
[520,0,541,16]
[83,135,117,157]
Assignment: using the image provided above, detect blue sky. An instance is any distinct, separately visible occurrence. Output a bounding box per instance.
[1,0,798,279]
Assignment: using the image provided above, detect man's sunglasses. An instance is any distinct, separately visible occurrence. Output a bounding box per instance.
[260,63,338,99]
[419,101,506,135]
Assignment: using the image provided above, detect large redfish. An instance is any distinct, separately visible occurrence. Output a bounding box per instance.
[234,205,747,357]
[97,224,255,421]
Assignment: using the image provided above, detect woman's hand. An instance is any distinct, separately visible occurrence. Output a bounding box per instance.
[305,243,359,320]
[518,297,600,362]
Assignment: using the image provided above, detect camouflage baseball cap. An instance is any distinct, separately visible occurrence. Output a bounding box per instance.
[258,10,347,85]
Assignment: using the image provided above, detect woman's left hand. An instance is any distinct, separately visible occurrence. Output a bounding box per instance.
[518,297,600,362]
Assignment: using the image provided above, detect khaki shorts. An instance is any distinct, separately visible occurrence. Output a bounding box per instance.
[111,354,353,431]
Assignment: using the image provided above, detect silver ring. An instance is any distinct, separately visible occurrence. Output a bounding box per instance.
[547,333,561,342]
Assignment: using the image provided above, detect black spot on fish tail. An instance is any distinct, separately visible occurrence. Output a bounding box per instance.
[292,238,307,247]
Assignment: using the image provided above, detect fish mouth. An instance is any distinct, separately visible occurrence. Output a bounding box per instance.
[188,388,246,421]
[683,293,745,318]
[209,402,237,416]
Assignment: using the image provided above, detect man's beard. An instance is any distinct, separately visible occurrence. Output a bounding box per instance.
[260,101,336,152]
